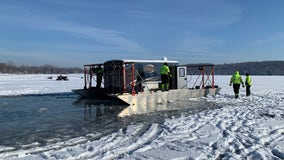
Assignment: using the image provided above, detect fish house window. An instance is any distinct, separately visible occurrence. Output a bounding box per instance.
[179,68,185,77]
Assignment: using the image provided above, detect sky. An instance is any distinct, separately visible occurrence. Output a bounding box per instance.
[0,0,284,67]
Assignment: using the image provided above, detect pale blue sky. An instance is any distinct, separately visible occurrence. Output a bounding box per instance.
[0,0,284,67]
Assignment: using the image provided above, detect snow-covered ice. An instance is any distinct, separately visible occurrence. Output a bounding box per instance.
[0,74,83,96]
[0,74,283,159]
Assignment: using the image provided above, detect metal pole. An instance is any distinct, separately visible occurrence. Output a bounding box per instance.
[89,66,92,89]
[212,65,215,88]
[202,66,205,88]
[123,63,126,93]
[84,66,87,89]
[131,63,135,96]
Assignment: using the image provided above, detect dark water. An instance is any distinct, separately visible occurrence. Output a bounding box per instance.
[0,93,221,151]
[0,93,127,150]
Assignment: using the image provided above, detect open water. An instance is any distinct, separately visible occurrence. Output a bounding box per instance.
[0,93,221,151]
[0,93,128,150]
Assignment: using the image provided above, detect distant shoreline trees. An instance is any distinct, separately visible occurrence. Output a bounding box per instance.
[1,60,283,75]
[214,61,284,75]
[0,62,83,74]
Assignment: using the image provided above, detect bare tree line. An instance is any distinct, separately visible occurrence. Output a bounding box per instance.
[0,62,83,74]
[214,61,284,75]
[2,60,283,75]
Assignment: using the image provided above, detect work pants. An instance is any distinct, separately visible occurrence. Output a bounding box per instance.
[246,85,251,96]
[233,84,241,98]
[161,74,169,91]
[96,76,102,88]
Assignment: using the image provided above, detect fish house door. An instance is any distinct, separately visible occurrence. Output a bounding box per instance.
[177,66,187,89]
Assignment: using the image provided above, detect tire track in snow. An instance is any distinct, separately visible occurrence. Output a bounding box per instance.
[211,92,284,159]
[126,92,284,159]
[77,123,162,160]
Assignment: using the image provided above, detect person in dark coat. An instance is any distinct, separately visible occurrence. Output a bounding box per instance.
[96,65,104,88]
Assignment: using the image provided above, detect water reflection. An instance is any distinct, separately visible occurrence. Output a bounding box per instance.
[0,94,127,150]
[72,99,128,120]
[0,93,221,152]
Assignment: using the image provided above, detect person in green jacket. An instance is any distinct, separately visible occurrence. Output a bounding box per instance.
[230,71,244,98]
[245,73,252,96]
[160,63,170,91]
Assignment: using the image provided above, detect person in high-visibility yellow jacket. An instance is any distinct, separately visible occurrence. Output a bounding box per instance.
[160,63,170,91]
[230,71,244,98]
[245,73,252,96]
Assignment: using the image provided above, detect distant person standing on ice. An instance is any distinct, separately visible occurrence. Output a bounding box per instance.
[245,73,252,96]
[230,71,244,98]
[160,63,170,91]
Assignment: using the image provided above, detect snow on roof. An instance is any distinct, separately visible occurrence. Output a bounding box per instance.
[104,59,179,64]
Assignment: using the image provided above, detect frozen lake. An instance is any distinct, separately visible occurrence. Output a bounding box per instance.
[0,74,283,159]
[0,92,221,151]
